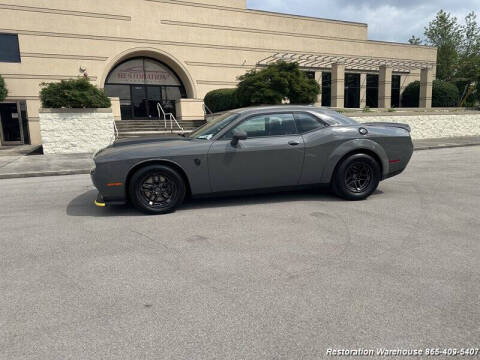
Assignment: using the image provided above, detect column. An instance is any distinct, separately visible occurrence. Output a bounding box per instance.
[314,71,322,105]
[360,73,367,109]
[379,65,392,109]
[420,68,433,108]
[331,63,345,108]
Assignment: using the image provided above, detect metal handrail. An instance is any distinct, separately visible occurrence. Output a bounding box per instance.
[157,103,184,132]
[113,119,119,141]
[203,103,213,115]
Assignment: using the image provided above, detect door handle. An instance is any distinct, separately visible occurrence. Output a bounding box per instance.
[288,141,300,146]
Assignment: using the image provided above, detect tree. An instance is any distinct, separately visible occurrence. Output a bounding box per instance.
[408,35,422,45]
[424,10,463,81]
[40,77,111,109]
[457,12,480,106]
[411,10,480,106]
[235,61,320,107]
[0,75,7,102]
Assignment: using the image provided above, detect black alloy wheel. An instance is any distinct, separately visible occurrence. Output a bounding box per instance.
[129,165,186,214]
[344,162,373,193]
[332,153,381,200]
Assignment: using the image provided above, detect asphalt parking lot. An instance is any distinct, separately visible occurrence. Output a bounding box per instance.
[1,146,479,359]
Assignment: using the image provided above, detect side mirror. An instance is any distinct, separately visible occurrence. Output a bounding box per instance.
[231,129,248,146]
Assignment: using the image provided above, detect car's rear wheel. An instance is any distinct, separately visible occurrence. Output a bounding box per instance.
[332,153,381,201]
[129,165,186,214]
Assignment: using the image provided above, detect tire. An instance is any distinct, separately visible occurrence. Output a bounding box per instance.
[129,165,186,214]
[331,153,381,201]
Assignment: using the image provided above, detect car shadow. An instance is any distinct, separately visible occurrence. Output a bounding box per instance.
[66,188,384,217]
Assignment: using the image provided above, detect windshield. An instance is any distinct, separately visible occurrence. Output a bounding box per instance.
[189,112,240,140]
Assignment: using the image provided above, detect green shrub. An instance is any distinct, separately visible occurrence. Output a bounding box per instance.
[236,61,320,107]
[204,88,239,113]
[401,80,460,107]
[401,81,420,107]
[0,75,7,102]
[432,80,459,107]
[40,77,111,109]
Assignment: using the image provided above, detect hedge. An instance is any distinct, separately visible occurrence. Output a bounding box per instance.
[40,77,111,109]
[204,88,239,113]
[0,75,7,102]
[401,80,460,107]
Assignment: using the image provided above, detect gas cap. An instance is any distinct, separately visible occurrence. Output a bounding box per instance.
[359,127,368,135]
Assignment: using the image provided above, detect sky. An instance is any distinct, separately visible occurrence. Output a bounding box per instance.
[247,0,480,43]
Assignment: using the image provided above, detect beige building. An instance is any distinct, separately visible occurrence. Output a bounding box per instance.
[0,0,437,146]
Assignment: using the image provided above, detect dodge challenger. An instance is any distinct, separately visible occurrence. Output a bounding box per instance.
[91,106,413,214]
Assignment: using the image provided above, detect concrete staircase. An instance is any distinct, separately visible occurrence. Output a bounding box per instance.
[115,119,206,139]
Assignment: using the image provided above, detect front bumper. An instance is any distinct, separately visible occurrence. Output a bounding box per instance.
[91,163,127,207]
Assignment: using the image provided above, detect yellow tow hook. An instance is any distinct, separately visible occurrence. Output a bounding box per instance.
[94,200,106,207]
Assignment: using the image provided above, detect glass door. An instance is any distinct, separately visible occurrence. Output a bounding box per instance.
[131,85,148,119]
[0,103,24,145]
[146,86,162,119]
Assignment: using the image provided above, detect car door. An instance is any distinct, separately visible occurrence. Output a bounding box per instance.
[207,113,305,193]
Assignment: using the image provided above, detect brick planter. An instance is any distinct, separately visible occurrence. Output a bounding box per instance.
[39,108,115,154]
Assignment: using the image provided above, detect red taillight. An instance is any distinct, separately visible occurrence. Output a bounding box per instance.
[389,159,401,164]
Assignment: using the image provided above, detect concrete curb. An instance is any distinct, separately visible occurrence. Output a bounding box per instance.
[0,169,90,180]
[414,143,480,151]
[0,143,479,180]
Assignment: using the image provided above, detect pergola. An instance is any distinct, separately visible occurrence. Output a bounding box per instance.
[257,53,436,73]
[257,53,435,108]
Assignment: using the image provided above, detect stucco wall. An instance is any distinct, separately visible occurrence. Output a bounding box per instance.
[0,0,438,145]
[39,109,115,154]
[352,113,480,140]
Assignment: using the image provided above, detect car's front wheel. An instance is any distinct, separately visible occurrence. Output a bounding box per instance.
[332,153,381,201]
[129,165,186,214]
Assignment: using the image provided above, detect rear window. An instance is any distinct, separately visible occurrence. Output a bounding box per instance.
[313,109,358,126]
[294,112,327,133]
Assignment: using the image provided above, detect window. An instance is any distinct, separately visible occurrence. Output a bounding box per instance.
[344,73,360,108]
[189,112,239,140]
[322,72,332,107]
[391,75,401,108]
[294,112,327,133]
[0,33,21,63]
[366,74,379,108]
[304,71,315,80]
[224,113,297,139]
[104,57,186,119]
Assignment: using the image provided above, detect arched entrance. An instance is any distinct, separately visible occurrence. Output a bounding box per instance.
[104,57,187,120]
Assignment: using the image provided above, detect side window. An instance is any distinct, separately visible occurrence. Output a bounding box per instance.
[224,113,297,139]
[0,33,21,63]
[234,116,267,138]
[294,113,326,133]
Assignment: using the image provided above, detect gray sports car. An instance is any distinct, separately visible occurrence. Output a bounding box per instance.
[91,106,413,214]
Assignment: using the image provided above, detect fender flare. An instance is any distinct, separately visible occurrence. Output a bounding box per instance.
[125,158,192,194]
[321,139,389,183]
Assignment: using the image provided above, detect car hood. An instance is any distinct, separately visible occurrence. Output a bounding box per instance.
[111,136,192,148]
[94,136,209,162]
